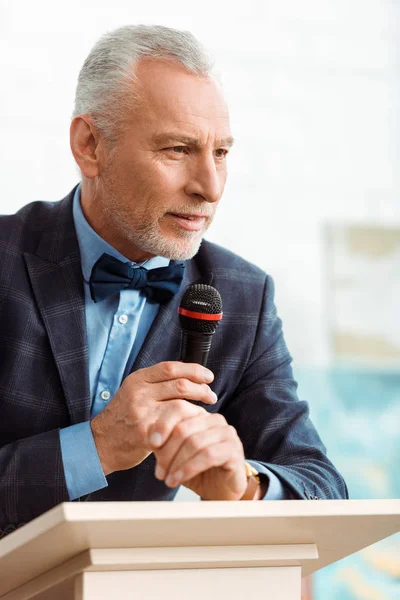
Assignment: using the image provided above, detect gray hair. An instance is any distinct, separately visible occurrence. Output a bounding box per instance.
[72,25,215,144]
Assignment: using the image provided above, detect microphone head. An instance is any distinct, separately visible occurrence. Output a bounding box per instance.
[179,284,223,334]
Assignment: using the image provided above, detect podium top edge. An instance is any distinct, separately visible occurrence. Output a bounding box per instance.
[61,498,400,522]
[0,499,399,579]
[1,498,399,560]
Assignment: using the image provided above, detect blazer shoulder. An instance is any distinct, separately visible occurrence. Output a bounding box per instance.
[0,201,57,255]
[0,199,60,228]
[0,191,74,254]
[197,239,269,283]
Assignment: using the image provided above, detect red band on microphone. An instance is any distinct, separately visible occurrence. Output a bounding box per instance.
[178,307,223,321]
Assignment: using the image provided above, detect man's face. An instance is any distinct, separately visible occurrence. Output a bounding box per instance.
[95,58,232,262]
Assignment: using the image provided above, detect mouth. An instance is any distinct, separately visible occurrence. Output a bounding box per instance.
[167,212,209,232]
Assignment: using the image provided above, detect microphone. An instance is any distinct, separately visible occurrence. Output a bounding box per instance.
[178,283,223,366]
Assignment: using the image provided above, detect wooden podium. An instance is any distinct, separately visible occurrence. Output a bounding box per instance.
[0,500,399,600]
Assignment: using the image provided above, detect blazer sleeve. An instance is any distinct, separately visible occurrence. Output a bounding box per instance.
[220,274,349,500]
[0,429,69,537]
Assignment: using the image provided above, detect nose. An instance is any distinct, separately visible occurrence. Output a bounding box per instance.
[185,153,225,204]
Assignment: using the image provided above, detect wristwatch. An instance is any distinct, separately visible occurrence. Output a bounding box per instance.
[200,461,261,501]
[240,461,261,500]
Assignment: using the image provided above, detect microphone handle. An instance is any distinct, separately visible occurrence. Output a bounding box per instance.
[180,330,214,366]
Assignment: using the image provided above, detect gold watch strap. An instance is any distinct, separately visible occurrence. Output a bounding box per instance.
[240,461,261,500]
[200,462,261,501]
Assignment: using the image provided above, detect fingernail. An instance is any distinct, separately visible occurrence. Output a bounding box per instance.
[165,475,175,487]
[155,465,165,480]
[166,471,182,487]
[205,370,214,382]
[211,391,218,403]
[150,432,163,447]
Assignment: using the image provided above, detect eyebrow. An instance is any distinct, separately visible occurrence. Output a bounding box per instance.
[153,132,235,149]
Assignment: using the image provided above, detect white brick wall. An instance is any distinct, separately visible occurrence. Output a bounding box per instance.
[0,0,398,366]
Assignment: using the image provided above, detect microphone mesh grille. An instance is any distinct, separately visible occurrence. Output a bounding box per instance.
[179,284,222,333]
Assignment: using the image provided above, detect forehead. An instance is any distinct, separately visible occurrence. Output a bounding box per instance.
[132,58,231,138]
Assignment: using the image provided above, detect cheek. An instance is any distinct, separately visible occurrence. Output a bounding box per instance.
[112,154,190,202]
[115,161,160,198]
[218,163,228,184]
[151,162,189,192]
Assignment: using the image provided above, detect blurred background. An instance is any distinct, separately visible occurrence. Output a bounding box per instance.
[0,0,398,597]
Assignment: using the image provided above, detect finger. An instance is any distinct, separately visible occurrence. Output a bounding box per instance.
[154,413,220,479]
[155,414,233,482]
[135,361,214,385]
[164,438,243,488]
[147,399,206,448]
[149,378,217,405]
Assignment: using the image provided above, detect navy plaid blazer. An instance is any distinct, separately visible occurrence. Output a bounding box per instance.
[0,188,348,536]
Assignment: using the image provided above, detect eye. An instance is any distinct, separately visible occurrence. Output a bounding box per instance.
[172,146,187,154]
[215,148,228,158]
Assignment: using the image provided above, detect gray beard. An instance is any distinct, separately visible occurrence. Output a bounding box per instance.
[101,196,205,261]
[124,222,204,260]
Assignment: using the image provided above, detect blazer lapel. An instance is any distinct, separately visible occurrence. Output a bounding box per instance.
[132,257,206,371]
[24,191,91,424]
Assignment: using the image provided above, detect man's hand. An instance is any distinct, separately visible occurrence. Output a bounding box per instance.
[90,361,217,476]
[148,412,248,500]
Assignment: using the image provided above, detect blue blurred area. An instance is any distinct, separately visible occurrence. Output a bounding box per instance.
[295,366,400,600]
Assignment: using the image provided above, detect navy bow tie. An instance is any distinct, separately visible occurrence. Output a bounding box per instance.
[89,253,185,304]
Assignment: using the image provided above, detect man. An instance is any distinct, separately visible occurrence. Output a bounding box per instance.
[0,25,347,536]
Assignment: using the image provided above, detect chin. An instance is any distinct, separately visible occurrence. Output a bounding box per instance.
[151,235,203,261]
[130,220,205,261]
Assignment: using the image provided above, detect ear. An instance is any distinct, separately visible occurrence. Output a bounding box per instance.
[70,115,103,178]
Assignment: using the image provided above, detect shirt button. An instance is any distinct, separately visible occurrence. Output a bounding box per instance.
[101,390,111,401]
[118,314,128,324]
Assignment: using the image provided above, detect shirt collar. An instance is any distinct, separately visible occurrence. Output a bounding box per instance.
[72,184,169,282]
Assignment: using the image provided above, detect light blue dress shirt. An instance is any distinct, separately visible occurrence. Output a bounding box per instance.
[59,185,287,501]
